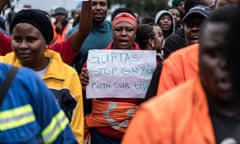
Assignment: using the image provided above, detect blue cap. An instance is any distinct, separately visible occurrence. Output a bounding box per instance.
[54,7,68,16]
[182,5,212,22]
[76,1,83,9]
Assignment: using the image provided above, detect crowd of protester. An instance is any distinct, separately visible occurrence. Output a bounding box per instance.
[0,0,240,143]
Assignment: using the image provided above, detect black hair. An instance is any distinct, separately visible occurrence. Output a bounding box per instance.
[111,7,136,21]
[141,16,155,25]
[168,6,184,19]
[184,0,202,13]
[185,0,217,14]
[136,24,155,50]
[223,6,240,98]
[199,5,235,44]
[10,9,53,44]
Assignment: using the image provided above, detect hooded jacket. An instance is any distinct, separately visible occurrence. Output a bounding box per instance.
[154,10,175,36]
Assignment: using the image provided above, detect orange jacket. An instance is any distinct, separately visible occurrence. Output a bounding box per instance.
[85,98,141,141]
[157,43,199,95]
[122,77,215,144]
[52,23,69,44]
[84,42,143,142]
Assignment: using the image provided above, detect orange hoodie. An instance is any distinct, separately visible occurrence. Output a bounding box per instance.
[157,43,199,95]
[51,23,69,44]
[122,77,215,144]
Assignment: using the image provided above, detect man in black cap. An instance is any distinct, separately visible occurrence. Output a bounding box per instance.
[163,0,213,58]
[182,5,212,45]
[52,7,69,44]
[157,5,212,95]
[144,5,212,99]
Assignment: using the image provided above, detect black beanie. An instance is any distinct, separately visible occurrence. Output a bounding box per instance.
[10,9,53,44]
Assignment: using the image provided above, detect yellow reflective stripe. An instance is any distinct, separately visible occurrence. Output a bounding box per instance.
[0,105,35,130]
[41,110,69,143]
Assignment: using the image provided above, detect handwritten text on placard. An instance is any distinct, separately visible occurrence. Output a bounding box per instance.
[86,50,156,99]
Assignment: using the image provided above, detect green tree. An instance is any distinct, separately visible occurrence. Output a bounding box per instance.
[111,0,169,16]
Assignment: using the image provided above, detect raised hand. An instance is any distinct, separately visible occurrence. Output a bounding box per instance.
[0,0,9,12]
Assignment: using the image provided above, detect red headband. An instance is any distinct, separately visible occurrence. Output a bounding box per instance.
[112,12,137,28]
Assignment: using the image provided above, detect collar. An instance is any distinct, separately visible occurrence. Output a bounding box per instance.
[105,41,141,50]
[6,49,66,81]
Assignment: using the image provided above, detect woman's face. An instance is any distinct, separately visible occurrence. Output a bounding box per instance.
[113,21,137,49]
[11,23,47,70]
[168,8,181,24]
[153,25,164,51]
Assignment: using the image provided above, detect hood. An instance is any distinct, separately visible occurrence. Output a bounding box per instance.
[154,10,175,35]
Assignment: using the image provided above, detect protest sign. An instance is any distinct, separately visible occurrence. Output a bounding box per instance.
[86,50,156,99]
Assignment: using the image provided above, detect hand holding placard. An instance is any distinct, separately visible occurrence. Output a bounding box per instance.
[87,50,156,99]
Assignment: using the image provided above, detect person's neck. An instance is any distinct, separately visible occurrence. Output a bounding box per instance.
[207,94,240,117]
[32,57,50,71]
[214,102,240,117]
[163,31,170,38]
[92,21,104,28]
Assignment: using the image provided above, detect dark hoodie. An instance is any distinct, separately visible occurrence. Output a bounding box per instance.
[154,10,175,38]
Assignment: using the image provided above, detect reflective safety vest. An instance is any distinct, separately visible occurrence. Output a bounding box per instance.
[0,104,69,143]
[41,110,69,143]
[0,105,35,131]
[0,63,77,144]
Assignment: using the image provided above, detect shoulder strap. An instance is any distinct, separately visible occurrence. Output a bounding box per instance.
[0,66,19,106]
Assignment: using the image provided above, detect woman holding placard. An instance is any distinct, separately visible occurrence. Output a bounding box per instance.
[80,7,146,144]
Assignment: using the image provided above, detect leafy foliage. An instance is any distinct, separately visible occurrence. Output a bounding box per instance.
[111,0,169,16]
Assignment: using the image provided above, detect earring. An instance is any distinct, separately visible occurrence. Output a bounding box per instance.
[151,43,155,49]
[147,40,154,50]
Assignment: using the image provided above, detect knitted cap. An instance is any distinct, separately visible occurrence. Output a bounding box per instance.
[10,9,53,44]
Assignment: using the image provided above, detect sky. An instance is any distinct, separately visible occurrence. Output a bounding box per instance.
[13,0,80,11]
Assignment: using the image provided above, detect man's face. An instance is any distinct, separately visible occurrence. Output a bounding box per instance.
[158,14,172,32]
[92,0,108,24]
[177,1,185,13]
[216,0,237,8]
[168,8,181,24]
[199,22,233,102]
[184,14,205,45]
[202,0,216,9]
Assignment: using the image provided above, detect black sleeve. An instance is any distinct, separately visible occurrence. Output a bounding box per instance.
[145,62,162,101]
[163,28,186,59]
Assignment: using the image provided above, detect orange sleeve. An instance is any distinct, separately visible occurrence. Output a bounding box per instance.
[122,101,175,144]
[123,78,215,144]
[157,44,199,96]
[122,108,152,144]
[157,57,182,95]
[122,108,157,144]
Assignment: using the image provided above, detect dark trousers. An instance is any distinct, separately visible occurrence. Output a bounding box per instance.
[90,129,121,144]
